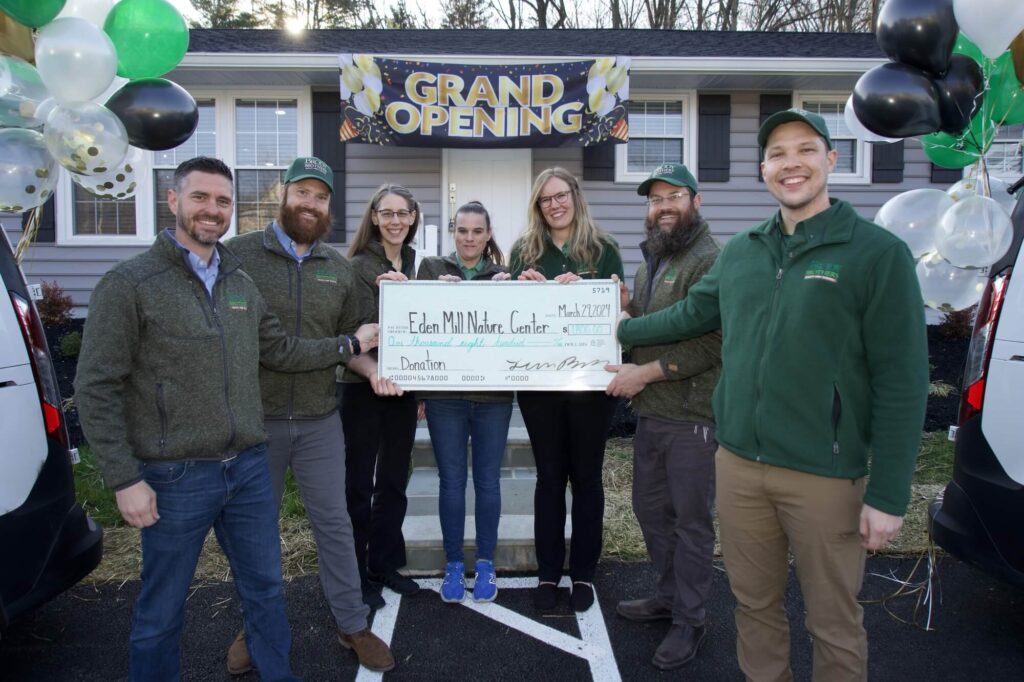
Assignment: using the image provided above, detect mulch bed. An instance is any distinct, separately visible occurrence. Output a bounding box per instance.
[46,320,968,445]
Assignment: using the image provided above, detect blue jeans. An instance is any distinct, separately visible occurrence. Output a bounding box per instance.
[130,444,299,682]
[425,399,513,563]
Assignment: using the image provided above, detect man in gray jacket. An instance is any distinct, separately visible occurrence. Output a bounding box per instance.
[225,157,394,673]
[605,163,722,671]
[75,157,376,681]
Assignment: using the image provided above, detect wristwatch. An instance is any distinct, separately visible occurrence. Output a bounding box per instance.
[348,335,361,356]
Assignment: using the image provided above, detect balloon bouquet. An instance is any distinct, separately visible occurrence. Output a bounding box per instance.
[0,0,196,230]
[847,0,1024,313]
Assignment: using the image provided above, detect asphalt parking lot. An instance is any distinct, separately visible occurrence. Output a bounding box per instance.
[1,556,1021,681]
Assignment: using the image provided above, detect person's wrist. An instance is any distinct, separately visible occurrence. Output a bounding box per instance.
[349,335,362,356]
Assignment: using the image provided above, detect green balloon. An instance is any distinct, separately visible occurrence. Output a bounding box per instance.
[922,131,979,169]
[988,53,1024,126]
[103,0,189,80]
[0,0,65,28]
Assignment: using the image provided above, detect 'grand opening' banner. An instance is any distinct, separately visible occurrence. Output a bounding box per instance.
[337,54,630,148]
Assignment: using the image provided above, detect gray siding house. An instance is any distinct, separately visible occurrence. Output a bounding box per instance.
[3,29,981,312]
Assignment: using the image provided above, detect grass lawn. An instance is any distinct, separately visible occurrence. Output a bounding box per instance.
[77,432,955,581]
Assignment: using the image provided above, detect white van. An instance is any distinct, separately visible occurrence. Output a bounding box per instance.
[929,176,1024,589]
[0,228,102,627]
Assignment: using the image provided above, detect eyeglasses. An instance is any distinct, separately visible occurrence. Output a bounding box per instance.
[538,190,573,208]
[376,209,415,222]
[646,191,691,207]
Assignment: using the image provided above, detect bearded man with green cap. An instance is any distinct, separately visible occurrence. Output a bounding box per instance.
[605,163,722,671]
[225,157,394,674]
[616,110,928,680]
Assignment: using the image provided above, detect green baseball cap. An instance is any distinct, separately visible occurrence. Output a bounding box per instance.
[637,163,698,196]
[284,156,333,193]
[758,108,833,151]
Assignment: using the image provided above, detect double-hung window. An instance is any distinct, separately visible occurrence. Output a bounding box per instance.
[616,95,696,183]
[795,94,871,184]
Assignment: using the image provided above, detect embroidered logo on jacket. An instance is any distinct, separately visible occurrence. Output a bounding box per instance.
[314,268,338,284]
[804,261,841,283]
[226,293,248,311]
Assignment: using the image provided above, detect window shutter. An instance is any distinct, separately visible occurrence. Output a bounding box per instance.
[930,163,963,184]
[21,196,56,243]
[871,140,905,183]
[582,143,616,181]
[698,95,730,182]
[758,94,791,182]
[312,92,346,243]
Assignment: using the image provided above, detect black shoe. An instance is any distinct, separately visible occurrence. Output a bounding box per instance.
[571,582,595,612]
[368,570,420,596]
[616,598,672,622]
[533,581,558,611]
[362,581,385,610]
[652,624,706,670]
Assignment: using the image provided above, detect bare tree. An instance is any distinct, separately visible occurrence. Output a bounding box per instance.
[190,0,261,27]
[490,0,528,28]
[608,0,645,27]
[441,0,492,28]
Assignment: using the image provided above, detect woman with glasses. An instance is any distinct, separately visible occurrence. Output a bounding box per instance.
[416,201,514,604]
[342,184,421,609]
[510,167,624,612]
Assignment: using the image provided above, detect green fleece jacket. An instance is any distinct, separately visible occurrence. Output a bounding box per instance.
[626,221,722,424]
[415,254,513,404]
[509,233,624,280]
[75,231,349,491]
[341,240,417,383]
[618,200,929,516]
[227,225,361,419]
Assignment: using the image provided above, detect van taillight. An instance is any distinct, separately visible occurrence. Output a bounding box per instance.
[958,269,1011,425]
[10,292,68,447]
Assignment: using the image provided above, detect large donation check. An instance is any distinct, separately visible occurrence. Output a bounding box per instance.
[378,280,621,390]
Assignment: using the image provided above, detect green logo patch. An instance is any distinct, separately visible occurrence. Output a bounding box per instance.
[314,268,338,285]
[226,293,248,311]
[804,260,841,284]
[663,266,678,284]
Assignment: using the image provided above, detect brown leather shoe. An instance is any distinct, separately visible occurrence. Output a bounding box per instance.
[226,628,252,675]
[337,628,395,672]
[616,598,673,622]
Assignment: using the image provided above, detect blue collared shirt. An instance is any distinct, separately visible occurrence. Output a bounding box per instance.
[164,229,221,297]
[272,221,314,262]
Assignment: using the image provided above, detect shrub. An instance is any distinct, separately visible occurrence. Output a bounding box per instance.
[939,307,974,340]
[37,280,74,327]
[58,331,82,359]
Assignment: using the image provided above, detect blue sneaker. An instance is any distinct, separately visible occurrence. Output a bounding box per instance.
[473,559,497,602]
[440,561,465,603]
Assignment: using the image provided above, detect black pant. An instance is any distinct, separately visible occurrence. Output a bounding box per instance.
[340,381,417,578]
[517,390,617,583]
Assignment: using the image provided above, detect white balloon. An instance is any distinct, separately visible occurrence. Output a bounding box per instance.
[34,17,117,106]
[57,0,115,27]
[948,173,1018,217]
[0,129,60,213]
[935,195,1014,269]
[71,146,145,200]
[916,251,988,312]
[954,0,1024,59]
[844,95,898,144]
[0,56,49,129]
[875,189,953,259]
[44,102,129,177]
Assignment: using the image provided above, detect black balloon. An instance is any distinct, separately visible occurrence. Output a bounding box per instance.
[105,78,199,152]
[934,54,985,134]
[853,63,942,138]
[876,0,958,76]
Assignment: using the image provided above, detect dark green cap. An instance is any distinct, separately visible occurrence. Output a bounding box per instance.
[284,156,333,193]
[637,163,698,196]
[758,108,833,151]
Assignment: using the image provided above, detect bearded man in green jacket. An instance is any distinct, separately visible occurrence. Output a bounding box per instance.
[605,163,722,671]
[617,110,929,681]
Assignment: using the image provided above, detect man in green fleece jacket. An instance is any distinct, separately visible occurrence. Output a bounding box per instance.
[605,164,722,671]
[224,157,394,674]
[74,157,376,682]
[617,110,929,681]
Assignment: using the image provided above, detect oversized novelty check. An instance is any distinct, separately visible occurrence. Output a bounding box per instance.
[378,280,621,390]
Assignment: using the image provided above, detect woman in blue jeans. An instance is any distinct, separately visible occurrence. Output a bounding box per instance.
[416,201,513,603]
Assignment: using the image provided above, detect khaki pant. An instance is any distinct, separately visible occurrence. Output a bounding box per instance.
[715,447,868,682]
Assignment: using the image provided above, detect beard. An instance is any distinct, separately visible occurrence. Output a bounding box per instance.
[644,206,703,260]
[177,212,226,247]
[279,202,332,245]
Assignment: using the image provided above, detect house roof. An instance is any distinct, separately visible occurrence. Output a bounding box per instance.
[187,28,883,59]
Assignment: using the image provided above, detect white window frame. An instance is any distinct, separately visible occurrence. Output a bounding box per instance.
[794,92,872,185]
[59,87,312,244]
[983,123,1024,184]
[615,91,697,184]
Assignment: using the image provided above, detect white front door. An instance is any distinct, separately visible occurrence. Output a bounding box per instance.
[441,149,533,260]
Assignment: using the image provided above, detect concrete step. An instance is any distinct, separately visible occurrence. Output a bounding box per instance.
[411,404,535,469]
[402,467,571,574]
